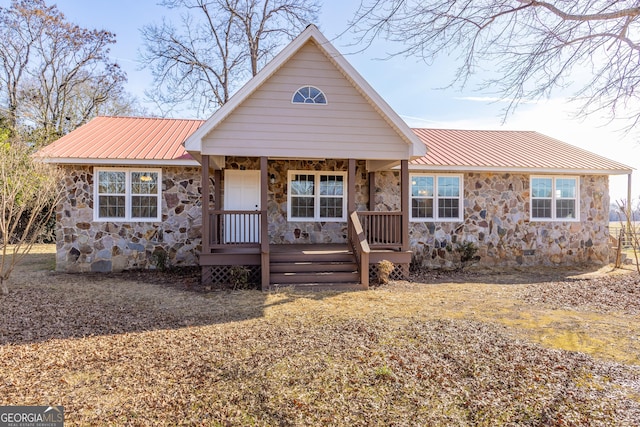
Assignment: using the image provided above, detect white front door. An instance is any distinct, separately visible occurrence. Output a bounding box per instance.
[224,170,261,243]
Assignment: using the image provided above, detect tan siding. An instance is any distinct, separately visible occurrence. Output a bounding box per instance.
[202,41,410,159]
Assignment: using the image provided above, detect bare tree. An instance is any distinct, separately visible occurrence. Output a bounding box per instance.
[0,139,63,295]
[0,0,132,145]
[140,0,319,116]
[351,1,640,126]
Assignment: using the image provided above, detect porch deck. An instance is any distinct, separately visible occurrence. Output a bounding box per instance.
[200,243,411,290]
[198,157,412,290]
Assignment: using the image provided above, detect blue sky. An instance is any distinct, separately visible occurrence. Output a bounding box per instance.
[9,0,640,201]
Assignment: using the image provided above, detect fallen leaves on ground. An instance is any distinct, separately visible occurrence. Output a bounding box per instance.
[521,273,640,314]
[1,250,640,426]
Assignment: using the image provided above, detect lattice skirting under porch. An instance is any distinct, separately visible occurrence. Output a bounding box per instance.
[202,265,261,289]
[369,262,409,284]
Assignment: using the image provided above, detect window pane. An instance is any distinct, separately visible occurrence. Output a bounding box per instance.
[98,171,125,194]
[313,92,326,104]
[320,175,343,195]
[291,196,314,218]
[411,176,433,197]
[556,178,576,199]
[438,198,459,218]
[132,195,158,219]
[320,197,343,218]
[98,195,125,218]
[293,86,327,104]
[438,176,459,197]
[556,199,576,219]
[532,199,552,218]
[291,174,314,196]
[532,178,552,198]
[132,172,158,195]
[412,198,433,218]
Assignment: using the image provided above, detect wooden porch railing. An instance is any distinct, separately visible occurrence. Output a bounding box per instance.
[349,211,370,287]
[208,209,262,249]
[357,211,403,250]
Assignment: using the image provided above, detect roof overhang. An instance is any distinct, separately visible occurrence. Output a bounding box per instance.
[40,158,201,167]
[406,164,634,175]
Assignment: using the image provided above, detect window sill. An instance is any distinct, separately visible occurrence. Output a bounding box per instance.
[529,218,580,222]
[93,218,162,223]
[288,218,346,223]
[410,218,464,223]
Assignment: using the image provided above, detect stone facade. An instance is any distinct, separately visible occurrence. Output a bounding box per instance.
[374,172,610,269]
[56,166,203,272]
[56,161,611,273]
[264,159,368,244]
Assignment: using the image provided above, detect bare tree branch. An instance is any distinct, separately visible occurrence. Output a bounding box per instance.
[0,0,134,145]
[140,0,319,117]
[351,0,640,127]
[0,139,64,295]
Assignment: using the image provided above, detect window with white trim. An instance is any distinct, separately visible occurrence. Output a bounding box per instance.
[410,174,463,221]
[292,86,327,104]
[94,168,162,221]
[287,171,346,221]
[531,176,578,221]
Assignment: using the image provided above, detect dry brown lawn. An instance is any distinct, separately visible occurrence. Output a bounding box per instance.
[1,245,640,426]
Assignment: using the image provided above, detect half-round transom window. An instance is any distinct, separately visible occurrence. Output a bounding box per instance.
[292,86,327,104]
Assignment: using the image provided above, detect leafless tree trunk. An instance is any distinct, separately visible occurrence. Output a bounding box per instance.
[141,0,319,117]
[351,1,640,127]
[616,199,640,274]
[0,141,63,295]
[0,0,133,145]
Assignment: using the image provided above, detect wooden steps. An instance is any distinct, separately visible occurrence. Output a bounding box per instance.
[269,245,361,288]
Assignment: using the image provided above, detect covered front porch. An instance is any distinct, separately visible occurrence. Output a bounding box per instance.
[198,156,412,290]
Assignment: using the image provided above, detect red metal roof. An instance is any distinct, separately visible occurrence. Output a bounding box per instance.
[411,128,632,173]
[38,117,632,173]
[37,116,204,163]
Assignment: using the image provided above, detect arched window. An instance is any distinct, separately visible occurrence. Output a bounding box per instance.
[292,86,327,104]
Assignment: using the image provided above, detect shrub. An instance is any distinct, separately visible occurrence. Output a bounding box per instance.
[456,241,480,269]
[377,260,394,285]
[229,266,251,289]
[151,249,169,271]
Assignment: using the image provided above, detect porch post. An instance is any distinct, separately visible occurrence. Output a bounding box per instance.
[348,159,356,213]
[401,160,409,252]
[214,169,222,210]
[201,155,210,254]
[368,172,376,211]
[260,156,270,291]
[348,159,356,243]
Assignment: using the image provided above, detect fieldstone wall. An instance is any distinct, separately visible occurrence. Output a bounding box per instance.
[263,158,368,244]
[222,157,367,244]
[373,172,610,269]
[56,166,204,272]
[56,161,611,273]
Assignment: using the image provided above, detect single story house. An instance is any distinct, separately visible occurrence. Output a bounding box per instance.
[38,25,633,290]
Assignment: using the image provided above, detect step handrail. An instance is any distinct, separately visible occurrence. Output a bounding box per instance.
[349,211,370,287]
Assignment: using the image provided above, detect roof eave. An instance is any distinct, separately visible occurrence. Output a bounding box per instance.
[41,157,201,167]
[406,164,634,175]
